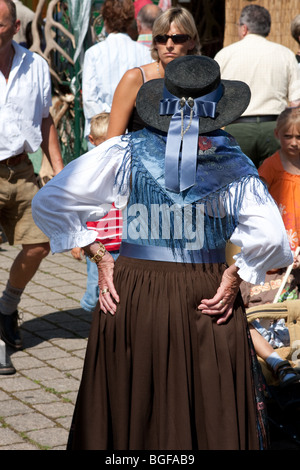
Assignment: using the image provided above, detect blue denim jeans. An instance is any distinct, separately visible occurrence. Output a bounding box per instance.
[80,251,119,312]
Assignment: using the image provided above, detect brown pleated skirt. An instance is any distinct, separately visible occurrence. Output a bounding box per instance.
[67,256,268,450]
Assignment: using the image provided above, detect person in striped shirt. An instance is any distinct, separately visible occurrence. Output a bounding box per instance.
[71,113,122,312]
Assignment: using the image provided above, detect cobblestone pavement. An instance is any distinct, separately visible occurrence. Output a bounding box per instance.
[0,242,90,450]
[1,243,299,452]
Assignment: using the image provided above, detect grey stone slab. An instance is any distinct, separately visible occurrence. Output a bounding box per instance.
[72,349,88,360]
[0,399,32,417]
[0,390,11,401]
[34,402,74,419]
[48,300,81,310]
[23,283,53,293]
[0,426,23,446]
[51,284,85,295]
[35,291,67,301]
[12,356,45,370]
[48,356,84,372]
[0,442,38,450]
[39,377,80,393]
[51,337,88,351]
[14,389,62,405]
[57,415,72,430]
[24,366,66,382]
[32,277,70,288]
[26,427,69,448]
[5,412,55,432]
[20,304,58,316]
[18,297,47,307]
[61,391,78,404]
[0,376,40,392]
[68,368,83,381]
[28,347,71,361]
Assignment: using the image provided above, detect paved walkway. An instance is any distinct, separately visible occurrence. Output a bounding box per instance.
[1,242,299,451]
[0,242,90,450]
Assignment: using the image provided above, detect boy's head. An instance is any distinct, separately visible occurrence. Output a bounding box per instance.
[89,112,110,146]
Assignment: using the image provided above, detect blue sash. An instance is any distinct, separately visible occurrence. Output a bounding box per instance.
[120,242,225,264]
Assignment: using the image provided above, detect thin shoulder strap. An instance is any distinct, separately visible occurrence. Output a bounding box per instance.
[135,66,146,83]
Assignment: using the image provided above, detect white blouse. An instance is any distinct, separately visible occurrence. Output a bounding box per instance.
[0,41,52,159]
[82,33,151,137]
[32,136,293,285]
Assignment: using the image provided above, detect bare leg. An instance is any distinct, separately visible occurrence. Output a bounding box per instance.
[9,242,50,289]
[249,324,300,385]
[0,242,50,349]
[249,324,275,361]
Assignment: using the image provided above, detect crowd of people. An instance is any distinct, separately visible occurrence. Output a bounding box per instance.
[1,0,300,451]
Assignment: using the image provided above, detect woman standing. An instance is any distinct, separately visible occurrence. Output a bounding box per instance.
[106,7,201,138]
[32,56,293,450]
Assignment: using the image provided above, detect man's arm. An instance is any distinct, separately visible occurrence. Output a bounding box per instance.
[41,114,64,175]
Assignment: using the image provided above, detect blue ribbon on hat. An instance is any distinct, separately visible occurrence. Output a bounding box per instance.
[159,83,223,193]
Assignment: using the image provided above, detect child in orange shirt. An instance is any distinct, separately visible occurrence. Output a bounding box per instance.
[246,107,300,387]
[258,106,300,251]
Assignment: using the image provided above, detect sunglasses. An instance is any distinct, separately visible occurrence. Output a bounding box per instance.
[154,34,191,45]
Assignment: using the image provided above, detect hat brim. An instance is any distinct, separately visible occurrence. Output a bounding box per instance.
[136,78,251,134]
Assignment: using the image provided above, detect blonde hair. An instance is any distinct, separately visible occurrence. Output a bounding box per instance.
[90,112,110,140]
[150,7,201,61]
[275,106,300,133]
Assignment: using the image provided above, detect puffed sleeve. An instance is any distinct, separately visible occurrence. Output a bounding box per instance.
[228,179,293,285]
[32,136,130,254]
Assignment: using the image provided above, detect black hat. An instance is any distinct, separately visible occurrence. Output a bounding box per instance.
[136,55,250,134]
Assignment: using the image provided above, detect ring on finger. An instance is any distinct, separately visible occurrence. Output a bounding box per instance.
[219,299,224,305]
[101,288,109,295]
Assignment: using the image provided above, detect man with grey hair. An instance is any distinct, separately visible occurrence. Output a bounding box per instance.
[291,14,300,66]
[136,3,162,47]
[215,4,300,167]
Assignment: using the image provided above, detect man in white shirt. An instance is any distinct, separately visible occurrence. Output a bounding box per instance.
[82,0,152,140]
[0,0,63,360]
[215,4,300,167]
